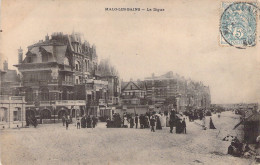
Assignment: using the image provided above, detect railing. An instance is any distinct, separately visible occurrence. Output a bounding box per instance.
[61,81,74,86]
[23,81,39,86]
[86,79,108,85]
[40,101,51,105]
[48,79,58,84]
[23,80,59,86]
[0,95,25,102]
[11,96,23,100]
[0,95,10,100]
[86,101,99,106]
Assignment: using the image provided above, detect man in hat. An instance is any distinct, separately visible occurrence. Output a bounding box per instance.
[150,116,156,132]
[135,115,139,129]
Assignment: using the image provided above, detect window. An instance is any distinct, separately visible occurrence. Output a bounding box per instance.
[27,57,32,63]
[41,88,49,101]
[75,60,81,71]
[42,54,48,62]
[72,109,76,118]
[85,60,89,72]
[25,88,33,102]
[62,88,68,100]
[79,76,81,84]
[13,107,21,121]
[0,108,7,122]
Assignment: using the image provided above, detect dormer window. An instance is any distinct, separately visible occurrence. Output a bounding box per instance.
[75,60,81,71]
[27,57,32,63]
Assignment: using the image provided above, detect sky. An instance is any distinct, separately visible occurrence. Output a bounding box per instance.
[0,0,259,104]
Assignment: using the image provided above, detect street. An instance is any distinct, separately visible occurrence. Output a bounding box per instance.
[0,111,253,165]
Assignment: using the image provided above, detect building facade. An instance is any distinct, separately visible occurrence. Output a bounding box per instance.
[144,71,211,111]
[0,95,26,129]
[121,81,146,105]
[12,32,120,121]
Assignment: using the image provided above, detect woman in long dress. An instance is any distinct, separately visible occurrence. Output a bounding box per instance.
[86,116,92,128]
[209,117,216,129]
[156,115,162,130]
[160,113,166,127]
[202,116,206,130]
[123,117,129,128]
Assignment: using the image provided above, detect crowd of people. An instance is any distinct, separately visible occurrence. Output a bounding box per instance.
[106,110,187,134]
[185,108,212,122]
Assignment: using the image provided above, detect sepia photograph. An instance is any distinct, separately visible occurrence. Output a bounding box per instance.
[0,0,260,164]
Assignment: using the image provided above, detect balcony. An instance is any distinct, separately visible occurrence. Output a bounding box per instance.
[61,81,74,86]
[48,79,58,85]
[86,100,99,106]
[23,80,59,86]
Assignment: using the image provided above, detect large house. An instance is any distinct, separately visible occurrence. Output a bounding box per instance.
[121,81,146,105]
[12,32,120,122]
[143,71,211,111]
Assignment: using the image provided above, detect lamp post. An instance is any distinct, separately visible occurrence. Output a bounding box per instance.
[51,102,56,123]
[176,93,182,113]
[53,105,56,123]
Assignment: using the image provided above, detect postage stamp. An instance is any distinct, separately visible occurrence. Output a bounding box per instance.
[220,2,257,48]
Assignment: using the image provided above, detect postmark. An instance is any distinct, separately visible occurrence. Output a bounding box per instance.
[220,2,257,48]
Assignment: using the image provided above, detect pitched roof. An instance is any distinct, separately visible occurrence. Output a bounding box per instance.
[25,45,68,65]
[122,81,141,91]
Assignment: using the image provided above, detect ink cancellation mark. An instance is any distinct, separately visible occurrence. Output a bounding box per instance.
[220,2,257,49]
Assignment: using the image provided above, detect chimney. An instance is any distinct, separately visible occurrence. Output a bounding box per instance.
[152,73,155,78]
[3,60,8,71]
[45,34,49,41]
[18,47,23,64]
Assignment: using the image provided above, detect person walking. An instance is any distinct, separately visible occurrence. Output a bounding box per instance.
[76,117,80,129]
[62,115,66,126]
[81,116,86,128]
[202,116,206,130]
[123,116,128,128]
[150,116,156,132]
[135,115,139,129]
[156,115,162,130]
[87,116,92,128]
[176,118,182,134]
[65,117,69,130]
[169,119,174,133]
[182,118,186,134]
[139,114,144,129]
[92,116,97,128]
[130,117,134,128]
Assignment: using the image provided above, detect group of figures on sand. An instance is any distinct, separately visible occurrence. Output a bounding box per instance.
[225,134,260,162]
[131,113,163,130]
[62,115,98,130]
[80,115,98,129]
[106,112,164,130]
[227,136,257,158]
[169,110,186,134]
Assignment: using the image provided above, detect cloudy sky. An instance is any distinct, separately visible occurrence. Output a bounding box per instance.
[0,0,259,104]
